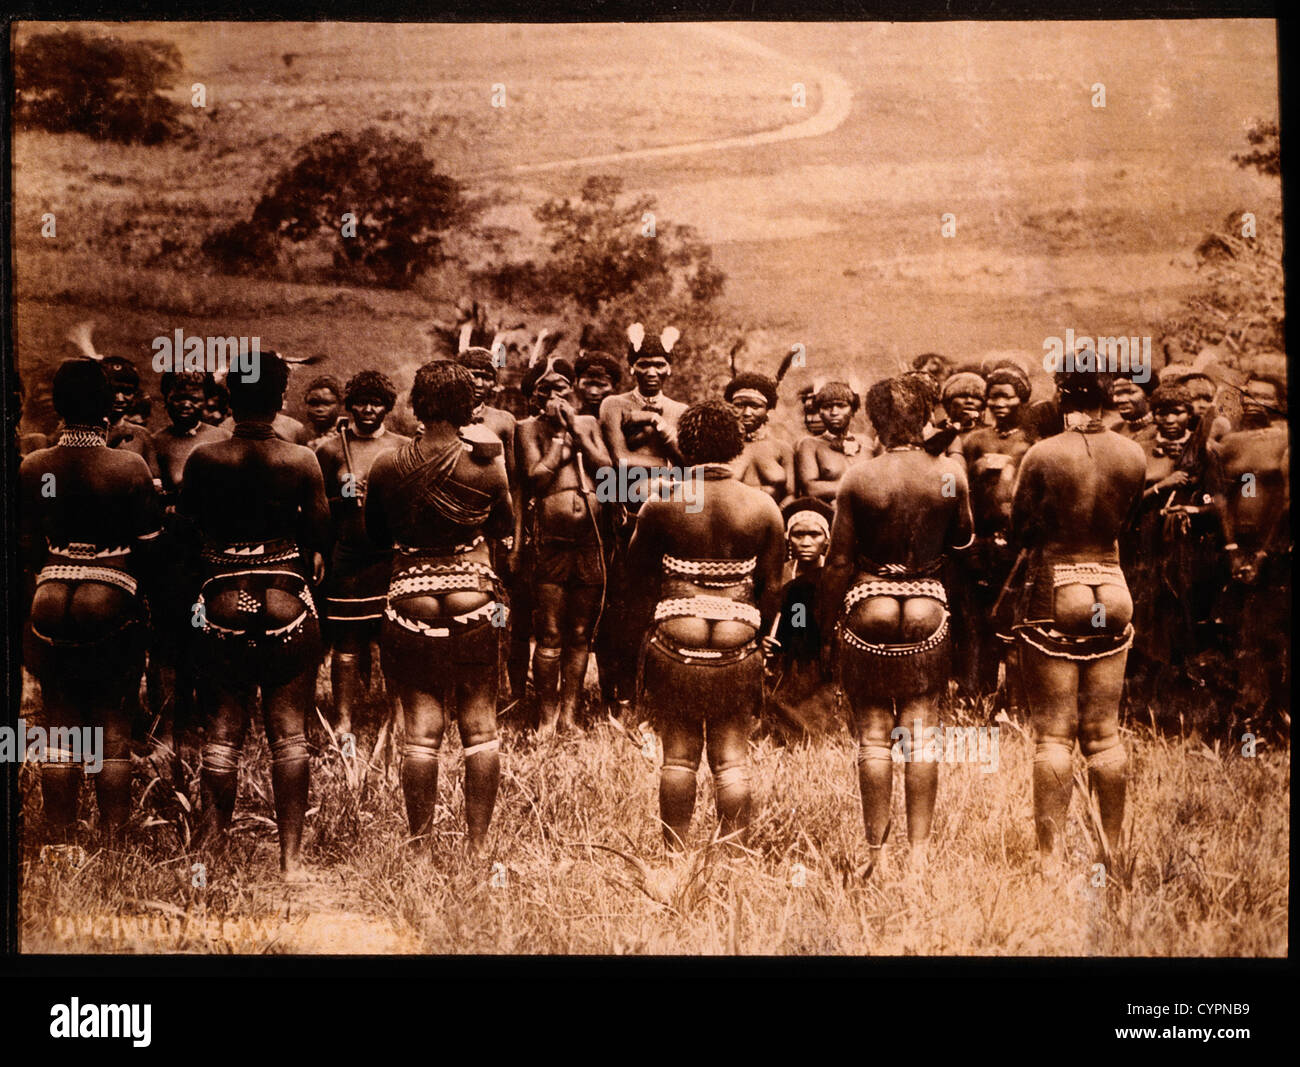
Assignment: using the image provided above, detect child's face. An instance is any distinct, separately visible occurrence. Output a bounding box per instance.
[788,523,828,563]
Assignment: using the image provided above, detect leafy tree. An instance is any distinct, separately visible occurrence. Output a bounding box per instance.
[206,128,467,288]
[14,28,186,145]
[1162,124,1283,362]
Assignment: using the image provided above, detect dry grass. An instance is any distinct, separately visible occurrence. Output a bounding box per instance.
[19,680,1289,956]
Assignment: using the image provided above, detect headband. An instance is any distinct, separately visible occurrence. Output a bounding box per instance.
[786,510,830,539]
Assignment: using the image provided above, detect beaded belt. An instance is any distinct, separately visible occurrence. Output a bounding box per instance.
[388,560,498,599]
[37,564,138,597]
[202,540,301,567]
[840,612,950,657]
[1052,562,1127,588]
[654,595,761,628]
[48,541,132,560]
[662,555,756,587]
[647,632,760,666]
[844,577,947,611]
[383,599,502,637]
[395,536,484,556]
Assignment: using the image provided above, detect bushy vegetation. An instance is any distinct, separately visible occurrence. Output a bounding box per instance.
[14,29,188,145]
[204,128,468,289]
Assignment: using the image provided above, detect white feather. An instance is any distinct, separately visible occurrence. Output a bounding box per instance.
[66,321,101,360]
[529,329,549,368]
[660,326,680,353]
[627,323,645,352]
[458,322,474,355]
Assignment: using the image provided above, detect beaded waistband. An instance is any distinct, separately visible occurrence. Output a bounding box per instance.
[662,554,756,587]
[844,577,947,611]
[840,612,950,657]
[1051,562,1127,588]
[654,595,761,628]
[37,564,138,597]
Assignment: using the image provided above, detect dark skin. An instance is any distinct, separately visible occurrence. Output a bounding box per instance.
[795,400,857,502]
[728,396,794,502]
[960,384,1031,535]
[220,411,312,445]
[154,381,231,499]
[149,382,230,761]
[1010,410,1145,869]
[518,375,612,735]
[1211,381,1289,582]
[304,387,342,439]
[20,429,161,843]
[314,397,410,736]
[599,357,686,469]
[817,448,973,852]
[628,468,784,850]
[366,418,513,856]
[576,368,618,418]
[181,407,330,879]
[106,379,162,482]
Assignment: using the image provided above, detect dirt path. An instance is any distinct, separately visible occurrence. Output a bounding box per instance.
[503,24,852,175]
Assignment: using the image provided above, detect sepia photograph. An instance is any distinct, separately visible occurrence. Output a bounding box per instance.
[6,15,1287,963]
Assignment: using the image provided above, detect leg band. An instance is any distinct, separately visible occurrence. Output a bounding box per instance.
[463,738,499,759]
[201,742,242,775]
[533,646,562,660]
[270,734,310,766]
[1086,743,1127,772]
[402,741,441,761]
[661,761,698,777]
[1033,741,1074,774]
[856,742,894,765]
[713,762,751,793]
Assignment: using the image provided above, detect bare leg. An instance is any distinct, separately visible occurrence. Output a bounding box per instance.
[330,626,369,737]
[1020,642,1079,869]
[393,680,446,843]
[38,677,83,842]
[899,695,939,846]
[560,585,601,731]
[263,670,314,878]
[1078,649,1130,858]
[705,710,754,844]
[852,701,896,847]
[456,660,500,858]
[659,719,704,852]
[93,689,135,841]
[196,677,248,853]
[532,583,564,735]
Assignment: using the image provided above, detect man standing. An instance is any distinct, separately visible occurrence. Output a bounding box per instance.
[1009,365,1145,878]
[596,324,688,718]
[817,377,973,873]
[303,375,345,448]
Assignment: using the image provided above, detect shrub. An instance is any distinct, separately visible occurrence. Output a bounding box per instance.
[14,28,186,145]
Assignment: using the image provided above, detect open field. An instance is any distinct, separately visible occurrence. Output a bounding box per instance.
[11,20,1287,955]
[12,20,1280,431]
[19,687,1290,956]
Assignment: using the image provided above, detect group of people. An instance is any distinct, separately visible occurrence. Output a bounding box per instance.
[17,322,1289,879]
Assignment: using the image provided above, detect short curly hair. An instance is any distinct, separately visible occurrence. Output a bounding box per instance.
[867,377,929,449]
[160,369,217,399]
[411,360,476,427]
[345,370,397,410]
[53,359,113,425]
[724,372,778,410]
[677,400,744,465]
[1149,382,1193,415]
[304,375,343,400]
[227,351,290,419]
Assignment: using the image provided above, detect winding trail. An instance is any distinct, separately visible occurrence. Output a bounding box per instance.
[506,24,853,175]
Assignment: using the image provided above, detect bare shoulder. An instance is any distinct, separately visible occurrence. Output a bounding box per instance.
[744,482,784,527]
[572,414,601,435]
